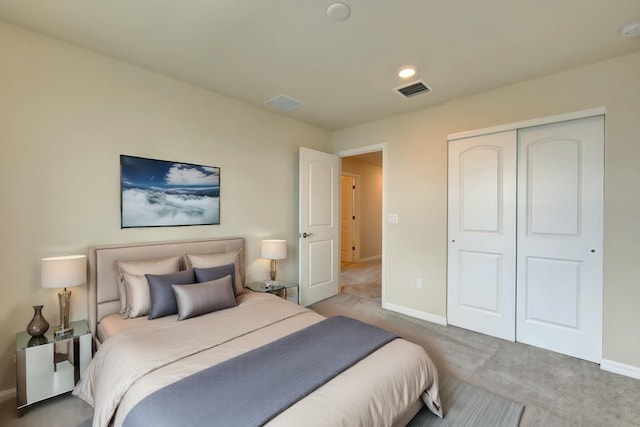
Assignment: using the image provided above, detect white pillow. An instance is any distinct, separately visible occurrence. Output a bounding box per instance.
[122,274,150,318]
[183,249,245,294]
[113,256,181,313]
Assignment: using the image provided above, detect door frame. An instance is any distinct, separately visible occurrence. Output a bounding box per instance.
[336,143,387,305]
[341,173,360,263]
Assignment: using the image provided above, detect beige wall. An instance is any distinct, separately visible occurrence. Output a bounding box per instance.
[332,52,640,370]
[0,22,331,391]
[341,157,383,260]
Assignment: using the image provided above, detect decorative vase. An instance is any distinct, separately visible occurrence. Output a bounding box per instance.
[26,305,49,337]
[27,335,49,347]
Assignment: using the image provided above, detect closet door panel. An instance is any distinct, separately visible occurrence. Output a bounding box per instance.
[447,131,517,341]
[458,251,502,312]
[524,257,580,328]
[461,148,501,232]
[516,116,604,363]
[527,139,580,235]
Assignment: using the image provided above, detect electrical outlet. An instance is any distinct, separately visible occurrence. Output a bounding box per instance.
[388,213,399,224]
[416,278,423,289]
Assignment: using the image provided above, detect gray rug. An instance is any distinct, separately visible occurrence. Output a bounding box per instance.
[76,374,523,427]
[408,374,524,427]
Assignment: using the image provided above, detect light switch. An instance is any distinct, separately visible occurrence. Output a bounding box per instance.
[388,213,399,224]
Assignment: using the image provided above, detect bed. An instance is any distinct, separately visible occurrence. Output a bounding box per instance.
[73,237,442,427]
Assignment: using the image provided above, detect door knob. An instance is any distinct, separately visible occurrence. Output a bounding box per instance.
[302,232,314,238]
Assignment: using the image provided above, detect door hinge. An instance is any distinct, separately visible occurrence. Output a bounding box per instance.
[352,246,355,251]
[352,215,355,220]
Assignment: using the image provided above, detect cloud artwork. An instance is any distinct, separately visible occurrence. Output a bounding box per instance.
[120,155,220,227]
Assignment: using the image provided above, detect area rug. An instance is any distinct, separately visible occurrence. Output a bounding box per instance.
[408,374,524,427]
[77,374,524,427]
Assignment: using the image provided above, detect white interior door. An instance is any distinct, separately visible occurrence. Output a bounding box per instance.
[447,131,517,341]
[340,175,355,262]
[299,147,340,306]
[516,116,604,362]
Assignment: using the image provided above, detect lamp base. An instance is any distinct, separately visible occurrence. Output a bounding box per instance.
[56,288,73,339]
[54,325,74,339]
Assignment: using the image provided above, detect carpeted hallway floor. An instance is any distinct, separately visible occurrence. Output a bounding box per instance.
[312,259,640,427]
[340,260,382,303]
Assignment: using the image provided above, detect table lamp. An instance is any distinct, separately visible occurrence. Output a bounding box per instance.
[41,255,86,337]
[261,240,287,281]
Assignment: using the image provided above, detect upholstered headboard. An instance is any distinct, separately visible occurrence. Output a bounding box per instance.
[87,237,245,336]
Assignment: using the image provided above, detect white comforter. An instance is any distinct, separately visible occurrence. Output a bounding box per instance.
[74,292,441,427]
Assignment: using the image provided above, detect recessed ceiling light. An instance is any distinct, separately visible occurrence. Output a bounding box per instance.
[398,66,416,79]
[327,3,350,21]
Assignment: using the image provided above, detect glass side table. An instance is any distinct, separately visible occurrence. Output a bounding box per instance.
[15,319,92,410]
[247,281,299,304]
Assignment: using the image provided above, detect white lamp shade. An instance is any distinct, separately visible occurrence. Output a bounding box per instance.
[41,255,87,289]
[261,240,287,260]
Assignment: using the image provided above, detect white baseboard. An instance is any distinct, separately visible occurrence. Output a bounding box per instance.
[382,302,448,326]
[0,387,15,403]
[601,359,640,380]
[358,255,381,263]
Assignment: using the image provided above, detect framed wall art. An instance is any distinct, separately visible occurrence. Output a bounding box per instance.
[120,155,220,228]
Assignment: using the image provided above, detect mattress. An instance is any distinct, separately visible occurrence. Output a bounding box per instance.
[76,292,441,427]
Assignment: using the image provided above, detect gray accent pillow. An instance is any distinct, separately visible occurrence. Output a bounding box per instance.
[194,263,237,295]
[146,269,196,319]
[172,275,237,321]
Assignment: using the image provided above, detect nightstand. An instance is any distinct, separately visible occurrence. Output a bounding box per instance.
[15,319,92,410]
[247,281,299,304]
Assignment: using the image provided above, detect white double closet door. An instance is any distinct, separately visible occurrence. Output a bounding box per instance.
[447,115,604,363]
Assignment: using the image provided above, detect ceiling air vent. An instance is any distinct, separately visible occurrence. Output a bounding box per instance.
[394,79,432,99]
[264,94,305,112]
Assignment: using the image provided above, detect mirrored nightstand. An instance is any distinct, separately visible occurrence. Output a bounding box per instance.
[15,319,92,410]
[247,281,299,304]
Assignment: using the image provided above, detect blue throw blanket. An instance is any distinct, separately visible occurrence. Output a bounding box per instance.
[122,315,398,427]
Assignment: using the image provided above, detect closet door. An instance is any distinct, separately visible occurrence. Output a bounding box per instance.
[516,116,604,363]
[447,131,517,341]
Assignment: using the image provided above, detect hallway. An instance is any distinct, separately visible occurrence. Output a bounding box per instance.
[340,259,381,305]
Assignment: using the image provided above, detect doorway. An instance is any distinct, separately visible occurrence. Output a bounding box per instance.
[338,146,385,304]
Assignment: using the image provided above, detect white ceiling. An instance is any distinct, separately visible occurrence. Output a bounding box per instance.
[1,1,639,130]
